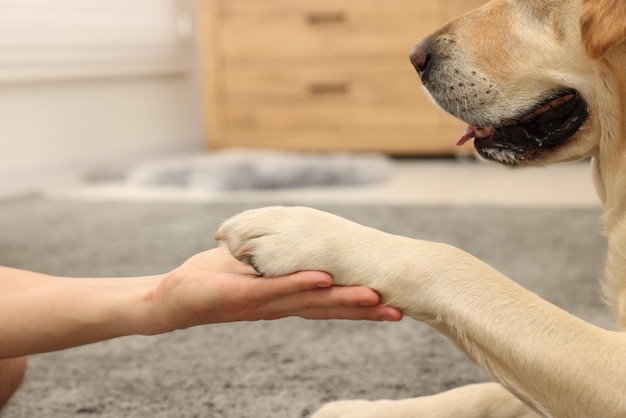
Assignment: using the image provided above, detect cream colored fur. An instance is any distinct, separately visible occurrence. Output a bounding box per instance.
[215,0,626,416]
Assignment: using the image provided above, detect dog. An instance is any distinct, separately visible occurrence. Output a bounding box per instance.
[215,0,626,416]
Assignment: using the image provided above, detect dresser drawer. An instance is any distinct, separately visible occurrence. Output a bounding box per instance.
[220,0,439,62]
[198,0,483,154]
[223,64,440,131]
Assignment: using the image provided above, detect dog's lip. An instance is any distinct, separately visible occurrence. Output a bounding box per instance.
[456,91,587,148]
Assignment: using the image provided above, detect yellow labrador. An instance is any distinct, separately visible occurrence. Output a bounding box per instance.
[216,0,626,416]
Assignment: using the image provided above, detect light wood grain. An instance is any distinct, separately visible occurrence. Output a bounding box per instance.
[220,0,438,62]
[220,127,468,154]
[199,0,487,154]
[224,63,436,130]
[197,0,224,147]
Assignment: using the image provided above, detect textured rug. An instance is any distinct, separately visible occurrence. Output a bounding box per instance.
[0,197,611,418]
[126,150,392,191]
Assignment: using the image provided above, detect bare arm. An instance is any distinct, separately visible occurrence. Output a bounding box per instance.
[0,247,402,359]
[0,267,153,357]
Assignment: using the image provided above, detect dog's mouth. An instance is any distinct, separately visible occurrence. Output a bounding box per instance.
[456,90,589,162]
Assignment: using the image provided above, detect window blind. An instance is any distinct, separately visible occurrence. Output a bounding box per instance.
[0,0,193,82]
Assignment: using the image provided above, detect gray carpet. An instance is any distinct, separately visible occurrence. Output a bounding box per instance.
[0,196,611,418]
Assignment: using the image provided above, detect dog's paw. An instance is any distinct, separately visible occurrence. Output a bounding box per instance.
[215,206,367,280]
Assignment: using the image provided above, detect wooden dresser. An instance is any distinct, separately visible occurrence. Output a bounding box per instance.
[198,0,486,154]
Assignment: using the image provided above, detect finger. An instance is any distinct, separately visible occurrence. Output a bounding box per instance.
[268,305,403,321]
[255,285,388,317]
[240,271,334,304]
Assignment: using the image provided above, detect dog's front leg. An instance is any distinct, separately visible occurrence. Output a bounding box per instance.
[312,383,540,418]
[216,206,626,418]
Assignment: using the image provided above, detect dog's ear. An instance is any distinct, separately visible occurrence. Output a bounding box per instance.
[580,0,626,59]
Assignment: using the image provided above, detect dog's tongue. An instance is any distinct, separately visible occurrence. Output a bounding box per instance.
[456,125,497,146]
[456,126,476,146]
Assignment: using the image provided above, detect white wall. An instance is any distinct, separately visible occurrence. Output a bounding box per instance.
[0,0,206,196]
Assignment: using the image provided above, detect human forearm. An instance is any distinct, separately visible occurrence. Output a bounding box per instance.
[0,248,401,358]
[0,267,159,358]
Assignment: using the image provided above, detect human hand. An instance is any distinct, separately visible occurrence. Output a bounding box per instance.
[147,247,402,332]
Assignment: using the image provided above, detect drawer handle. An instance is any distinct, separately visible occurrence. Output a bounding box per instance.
[308,82,350,96]
[306,11,347,25]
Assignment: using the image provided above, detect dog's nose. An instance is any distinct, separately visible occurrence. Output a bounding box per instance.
[410,38,433,79]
